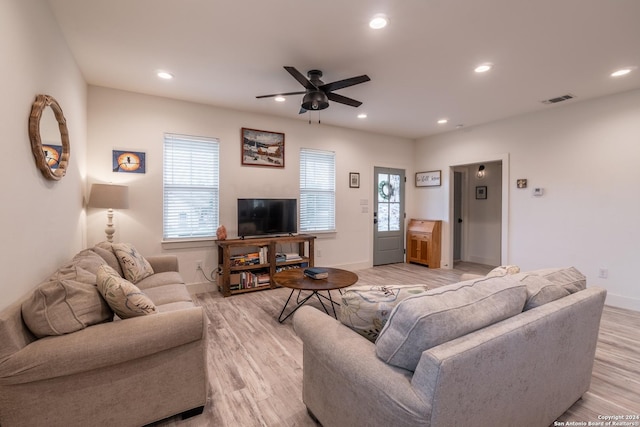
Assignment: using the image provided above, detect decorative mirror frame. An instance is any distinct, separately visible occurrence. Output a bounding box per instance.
[28,94,70,180]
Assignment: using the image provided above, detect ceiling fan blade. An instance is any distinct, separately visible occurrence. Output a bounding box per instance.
[326,92,362,108]
[298,107,307,114]
[284,66,317,91]
[256,91,306,99]
[321,74,370,92]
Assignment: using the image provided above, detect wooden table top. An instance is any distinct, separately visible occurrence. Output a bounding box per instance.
[272,267,358,291]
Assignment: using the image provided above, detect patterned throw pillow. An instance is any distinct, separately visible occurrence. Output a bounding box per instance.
[96,264,157,319]
[112,243,154,283]
[339,285,430,342]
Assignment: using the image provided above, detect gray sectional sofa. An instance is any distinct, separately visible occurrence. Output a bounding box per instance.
[294,267,606,427]
[0,242,208,427]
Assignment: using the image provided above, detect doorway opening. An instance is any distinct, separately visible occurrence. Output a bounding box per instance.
[451,157,508,269]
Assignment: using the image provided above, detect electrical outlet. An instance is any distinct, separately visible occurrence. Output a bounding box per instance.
[598,268,608,279]
[196,260,202,270]
[317,249,322,258]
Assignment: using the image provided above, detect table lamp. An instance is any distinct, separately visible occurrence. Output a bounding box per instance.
[88,183,129,242]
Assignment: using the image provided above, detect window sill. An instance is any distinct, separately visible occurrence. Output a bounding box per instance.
[161,238,218,250]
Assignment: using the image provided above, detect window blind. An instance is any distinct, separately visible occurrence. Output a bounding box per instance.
[299,148,335,232]
[163,133,219,239]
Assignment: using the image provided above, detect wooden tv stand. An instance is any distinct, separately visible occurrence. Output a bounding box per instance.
[217,234,316,297]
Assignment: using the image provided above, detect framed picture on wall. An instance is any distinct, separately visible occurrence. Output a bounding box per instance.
[416,170,441,187]
[113,150,146,173]
[476,186,487,199]
[349,172,360,188]
[241,127,285,168]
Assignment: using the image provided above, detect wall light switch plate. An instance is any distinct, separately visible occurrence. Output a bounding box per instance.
[533,187,544,197]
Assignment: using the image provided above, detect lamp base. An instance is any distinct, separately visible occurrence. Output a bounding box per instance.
[105,208,116,243]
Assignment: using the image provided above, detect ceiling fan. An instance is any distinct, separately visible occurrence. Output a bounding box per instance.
[257,66,371,114]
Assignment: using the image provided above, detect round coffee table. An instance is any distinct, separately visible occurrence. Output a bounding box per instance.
[273,267,358,323]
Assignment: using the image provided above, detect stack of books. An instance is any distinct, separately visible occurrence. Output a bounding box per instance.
[304,267,329,280]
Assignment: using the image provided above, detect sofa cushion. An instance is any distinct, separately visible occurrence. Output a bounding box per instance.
[339,284,430,342]
[135,271,185,290]
[49,265,97,285]
[507,273,570,310]
[93,242,124,276]
[112,243,154,283]
[528,266,586,294]
[142,284,192,306]
[21,279,113,338]
[375,276,527,371]
[64,249,108,275]
[96,265,157,319]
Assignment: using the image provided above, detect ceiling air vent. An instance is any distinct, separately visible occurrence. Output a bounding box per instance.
[541,94,575,105]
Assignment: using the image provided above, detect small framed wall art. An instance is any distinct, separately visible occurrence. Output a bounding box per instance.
[476,186,487,200]
[349,172,360,188]
[113,150,146,173]
[416,170,441,187]
[241,127,285,168]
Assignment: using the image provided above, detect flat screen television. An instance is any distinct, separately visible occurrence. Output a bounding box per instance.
[237,198,297,238]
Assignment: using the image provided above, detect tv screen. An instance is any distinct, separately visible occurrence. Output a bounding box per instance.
[237,198,297,237]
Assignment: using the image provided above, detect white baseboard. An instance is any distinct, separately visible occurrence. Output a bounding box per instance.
[605,292,640,312]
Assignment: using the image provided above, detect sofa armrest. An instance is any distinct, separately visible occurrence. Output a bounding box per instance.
[146,255,179,273]
[0,306,205,385]
[293,306,429,427]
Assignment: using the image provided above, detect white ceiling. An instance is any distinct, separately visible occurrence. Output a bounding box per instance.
[47,0,640,139]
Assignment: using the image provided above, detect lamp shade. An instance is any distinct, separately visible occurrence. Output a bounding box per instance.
[88,184,129,209]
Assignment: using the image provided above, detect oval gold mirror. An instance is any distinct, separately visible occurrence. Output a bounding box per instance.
[28,94,70,180]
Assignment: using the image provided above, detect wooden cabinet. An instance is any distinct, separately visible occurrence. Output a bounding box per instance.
[406,219,441,268]
[217,234,315,297]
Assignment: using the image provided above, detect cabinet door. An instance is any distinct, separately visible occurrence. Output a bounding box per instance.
[407,233,420,262]
[417,236,430,264]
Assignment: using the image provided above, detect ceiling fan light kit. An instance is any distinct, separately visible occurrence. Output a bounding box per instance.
[257,66,371,115]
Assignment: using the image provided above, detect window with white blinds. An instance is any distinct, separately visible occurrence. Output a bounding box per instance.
[299,148,335,232]
[163,133,219,240]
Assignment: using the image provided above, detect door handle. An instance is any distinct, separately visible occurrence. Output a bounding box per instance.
[457,218,463,223]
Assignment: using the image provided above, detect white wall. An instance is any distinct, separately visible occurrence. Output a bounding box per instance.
[414,89,640,310]
[86,86,414,283]
[0,0,87,311]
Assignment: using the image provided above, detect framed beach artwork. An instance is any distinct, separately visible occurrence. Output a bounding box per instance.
[241,128,285,168]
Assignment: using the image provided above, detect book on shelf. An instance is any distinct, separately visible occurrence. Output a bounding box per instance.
[282,252,302,261]
[304,267,329,280]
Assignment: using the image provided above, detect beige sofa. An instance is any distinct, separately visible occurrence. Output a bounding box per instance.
[294,267,606,427]
[0,243,208,427]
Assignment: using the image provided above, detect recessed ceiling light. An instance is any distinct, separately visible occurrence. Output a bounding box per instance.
[437,119,448,124]
[369,14,388,29]
[358,113,368,119]
[474,63,493,73]
[611,67,634,77]
[274,95,286,102]
[157,71,174,80]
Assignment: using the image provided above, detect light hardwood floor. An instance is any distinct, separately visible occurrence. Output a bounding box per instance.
[150,263,640,427]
